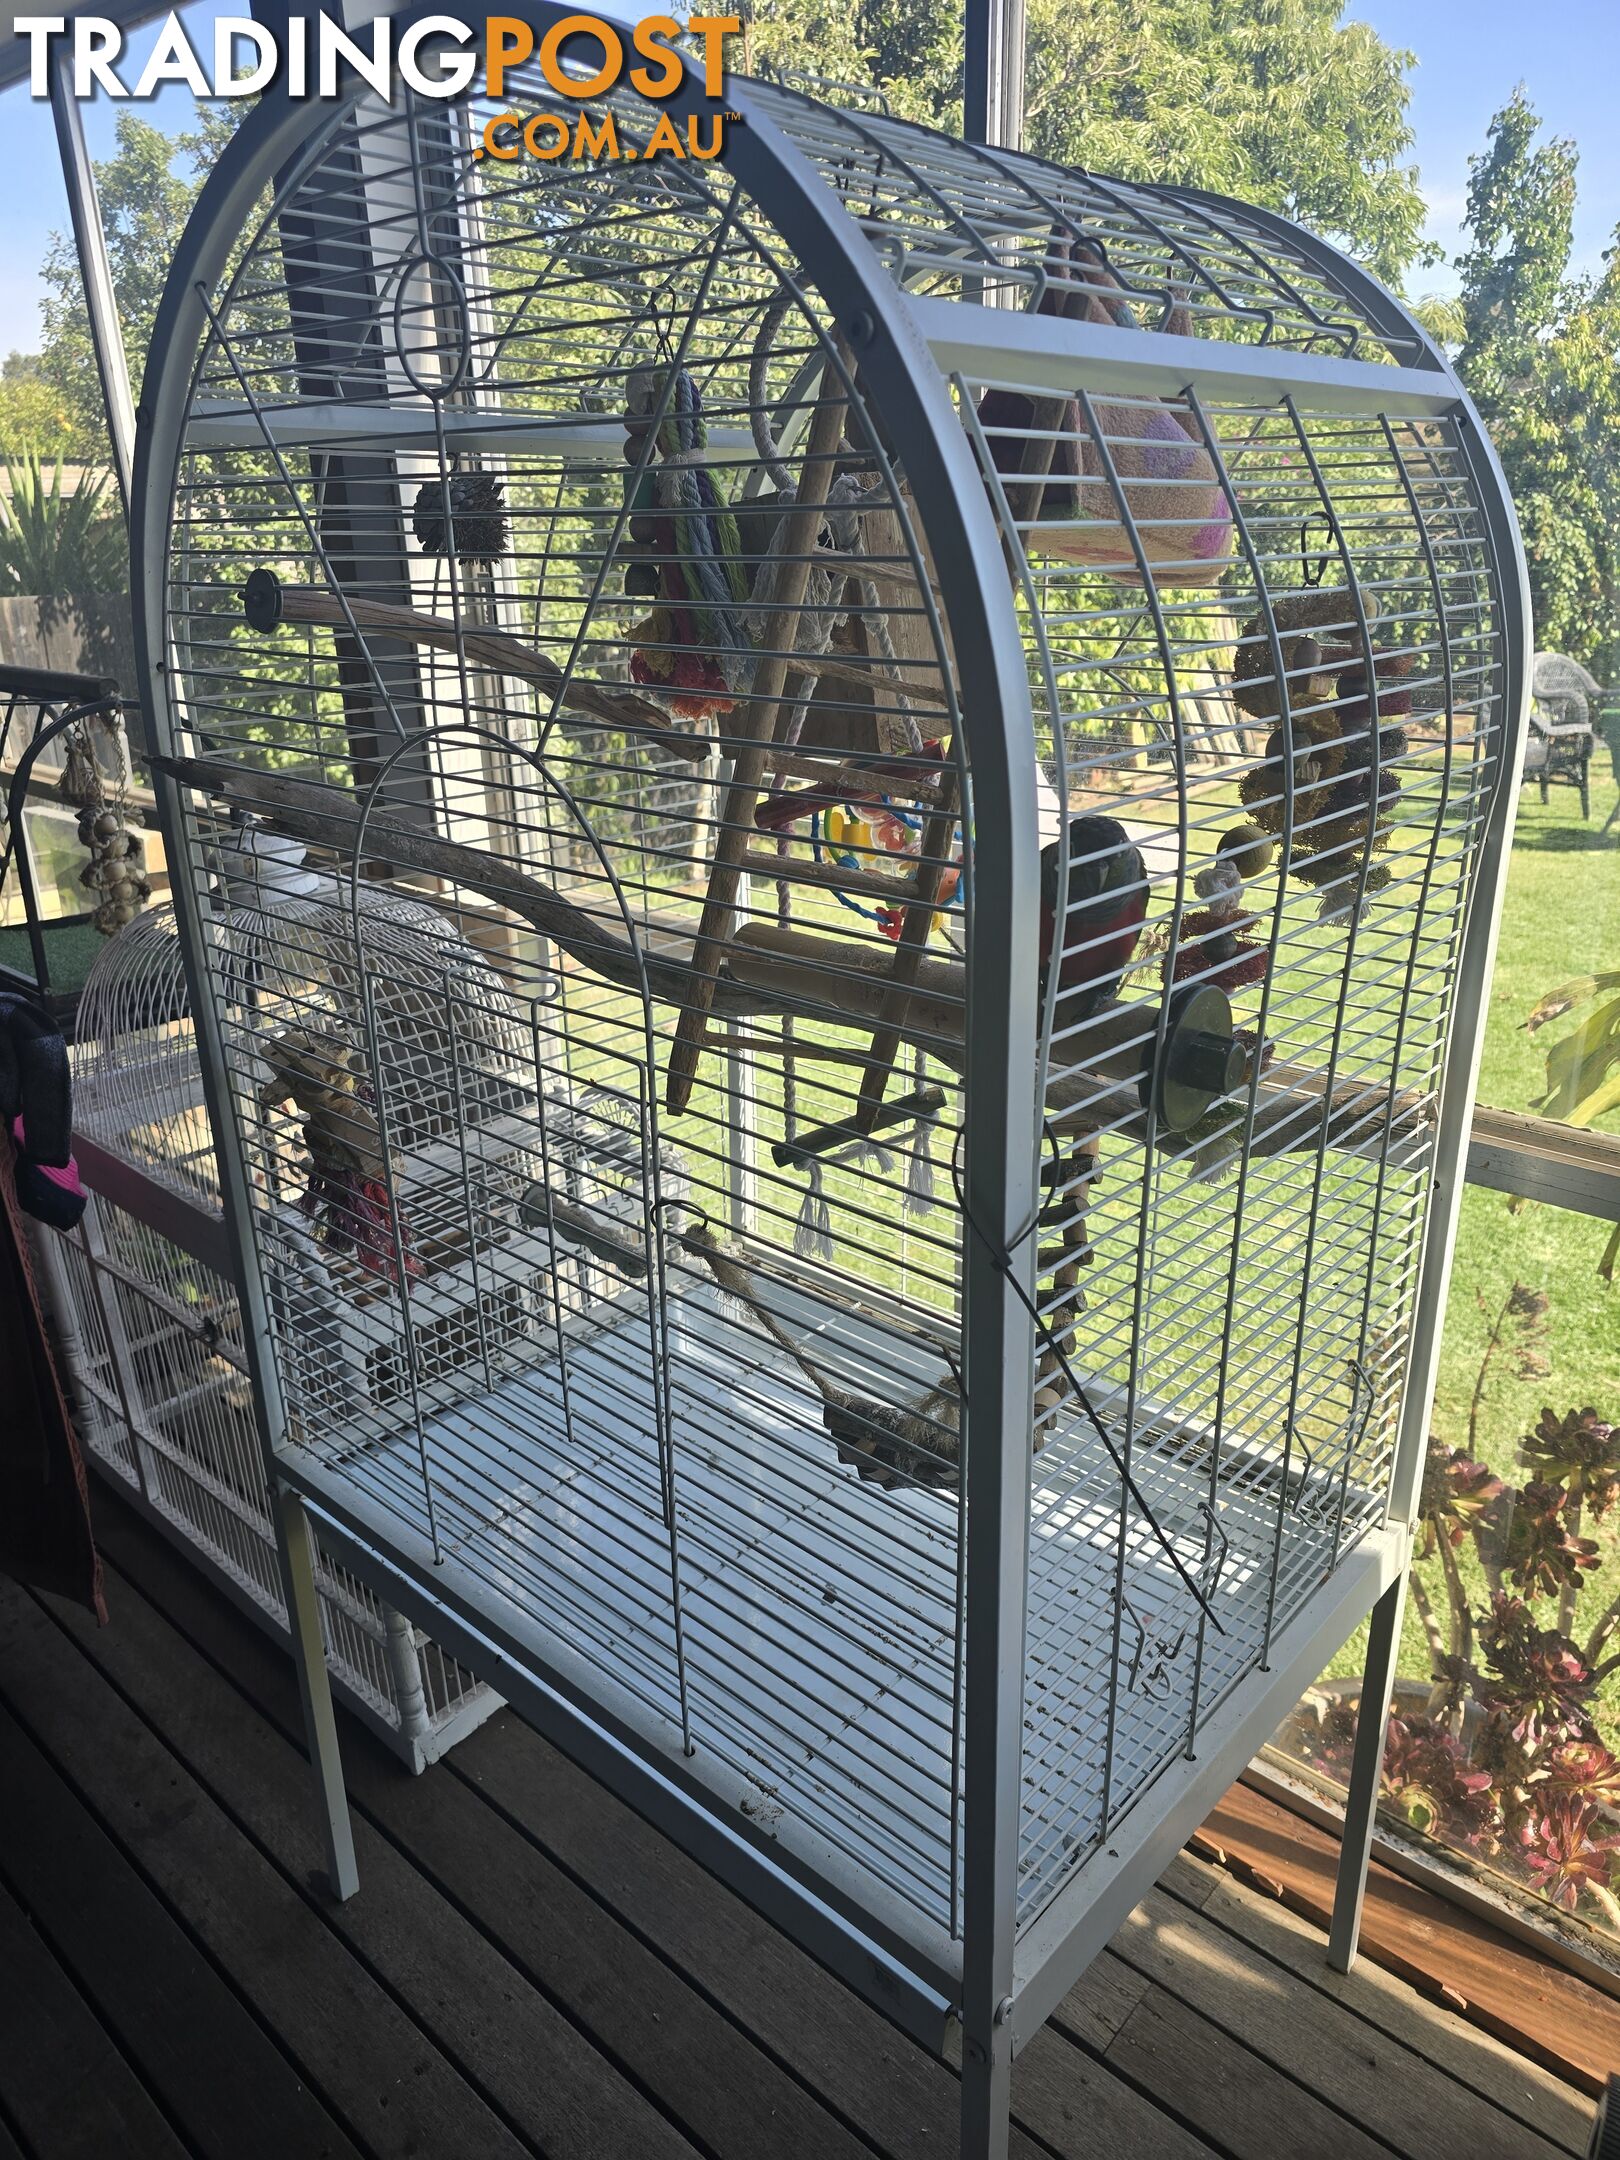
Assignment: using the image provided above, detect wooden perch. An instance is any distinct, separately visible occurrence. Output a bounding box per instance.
[154,756,963,1044]
[664,350,855,1116]
[724,921,965,1044]
[155,753,1434,1167]
[246,575,712,762]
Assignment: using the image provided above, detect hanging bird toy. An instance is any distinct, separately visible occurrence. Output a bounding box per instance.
[57,709,152,936]
[814,798,964,942]
[623,365,751,722]
[260,1028,421,1286]
[411,468,509,568]
[1235,592,1412,925]
[1166,823,1275,996]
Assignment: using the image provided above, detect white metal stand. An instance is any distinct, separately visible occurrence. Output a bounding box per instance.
[1327,1572,1409,1971]
[272,1483,359,1901]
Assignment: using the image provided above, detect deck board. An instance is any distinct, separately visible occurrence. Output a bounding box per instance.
[0,1881,188,2160]
[0,1486,1600,2160]
[0,1583,539,2160]
[1158,1857,1594,2156]
[0,1697,361,2160]
[1199,1779,1620,2095]
[1107,1885,1571,2160]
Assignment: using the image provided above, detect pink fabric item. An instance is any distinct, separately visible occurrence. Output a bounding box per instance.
[13,1115,87,1204]
[1131,411,1234,557]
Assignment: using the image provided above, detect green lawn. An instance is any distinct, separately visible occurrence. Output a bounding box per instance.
[1441,787,1620,1454]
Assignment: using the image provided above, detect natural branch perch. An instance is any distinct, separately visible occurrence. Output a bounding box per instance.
[247,577,712,761]
[155,753,1434,1163]
[154,755,961,1041]
[249,575,950,758]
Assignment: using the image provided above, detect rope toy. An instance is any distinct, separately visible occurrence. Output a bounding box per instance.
[624,365,750,721]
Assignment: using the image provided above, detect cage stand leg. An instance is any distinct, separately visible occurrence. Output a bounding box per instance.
[272,1483,359,1901]
[1327,1570,1407,1972]
[959,2011,1013,2160]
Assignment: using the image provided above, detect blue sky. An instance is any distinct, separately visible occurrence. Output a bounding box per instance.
[0,0,1616,350]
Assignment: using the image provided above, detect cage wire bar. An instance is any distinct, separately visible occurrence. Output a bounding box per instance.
[130,20,1529,2156]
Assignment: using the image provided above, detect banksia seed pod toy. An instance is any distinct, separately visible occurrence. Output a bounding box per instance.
[1233,600,1414,928]
[1239,707,1348,836]
[1231,590,1366,725]
[411,469,509,567]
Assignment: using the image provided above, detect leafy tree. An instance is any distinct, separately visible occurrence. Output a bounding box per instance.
[39,106,237,459]
[1455,89,1578,404]
[1451,92,1620,676]
[0,351,94,460]
[746,0,1435,286]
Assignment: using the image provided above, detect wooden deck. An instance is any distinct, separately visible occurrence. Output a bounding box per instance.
[0,1488,1600,2160]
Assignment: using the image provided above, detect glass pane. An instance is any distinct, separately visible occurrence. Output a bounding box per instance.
[0,801,92,929]
[1271,1185,1620,1956]
[1477,691,1620,1123]
[1268,681,1620,1961]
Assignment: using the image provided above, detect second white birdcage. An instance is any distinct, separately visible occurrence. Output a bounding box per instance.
[35,900,503,1769]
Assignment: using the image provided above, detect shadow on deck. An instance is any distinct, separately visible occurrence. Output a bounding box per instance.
[0,1489,1601,2160]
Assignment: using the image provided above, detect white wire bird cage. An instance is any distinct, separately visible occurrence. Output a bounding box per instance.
[33,901,501,1769]
[133,21,1529,2153]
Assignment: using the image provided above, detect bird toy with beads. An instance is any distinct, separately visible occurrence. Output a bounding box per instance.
[813,800,964,941]
[57,710,152,936]
[1166,823,1275,997]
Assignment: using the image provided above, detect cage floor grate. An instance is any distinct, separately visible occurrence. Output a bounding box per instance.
[288,1278,1369,1935]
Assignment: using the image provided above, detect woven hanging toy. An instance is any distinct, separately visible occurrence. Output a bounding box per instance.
[1234,591,1412,926]
[623,366,750,722]
[58,712,151,935]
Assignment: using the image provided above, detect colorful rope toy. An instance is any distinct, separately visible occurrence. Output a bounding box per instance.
[624,366,749,723]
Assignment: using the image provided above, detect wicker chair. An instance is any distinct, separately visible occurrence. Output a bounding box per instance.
[1525,651,1602,819]
[1598,706,1620,837]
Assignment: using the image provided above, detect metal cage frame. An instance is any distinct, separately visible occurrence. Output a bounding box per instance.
[130,21,1531,2154]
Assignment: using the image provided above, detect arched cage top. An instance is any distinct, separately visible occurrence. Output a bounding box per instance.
[135,27,1525,1978]
[745,74,1432,364]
